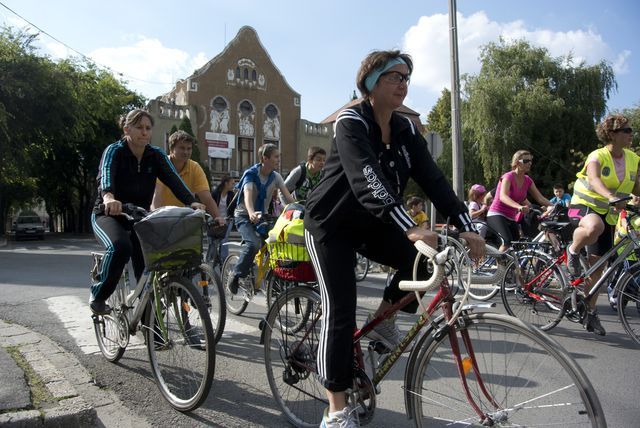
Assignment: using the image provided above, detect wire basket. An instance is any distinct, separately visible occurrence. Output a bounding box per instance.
[268,241,316,282]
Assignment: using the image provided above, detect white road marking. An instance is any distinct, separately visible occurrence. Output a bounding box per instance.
[46,295,144,355]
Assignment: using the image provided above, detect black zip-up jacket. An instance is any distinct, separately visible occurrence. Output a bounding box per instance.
[305,100,473,242]
[93,140,195,212]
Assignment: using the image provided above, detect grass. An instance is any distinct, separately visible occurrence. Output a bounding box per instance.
[3,346,56,412]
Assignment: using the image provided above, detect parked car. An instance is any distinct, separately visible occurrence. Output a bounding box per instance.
[13,215,45,240]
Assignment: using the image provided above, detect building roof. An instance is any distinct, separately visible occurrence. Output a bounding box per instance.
[320,97,424,133]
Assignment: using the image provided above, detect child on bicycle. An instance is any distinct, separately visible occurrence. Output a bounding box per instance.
[226,143,294,295]
[304,50,485,428]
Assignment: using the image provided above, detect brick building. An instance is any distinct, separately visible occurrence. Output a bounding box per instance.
[147,26,302,180]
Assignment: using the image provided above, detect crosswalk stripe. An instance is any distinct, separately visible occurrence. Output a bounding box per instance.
[45,295,144,355]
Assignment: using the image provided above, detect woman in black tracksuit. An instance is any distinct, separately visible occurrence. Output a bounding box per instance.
[90,109,202,315]
[304,50,485,425]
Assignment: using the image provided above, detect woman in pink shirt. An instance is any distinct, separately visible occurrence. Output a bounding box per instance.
[487,150,552,251]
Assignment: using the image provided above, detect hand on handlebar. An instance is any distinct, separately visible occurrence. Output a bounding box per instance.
[249,211,262,224]
[103,197,122,216]
[406,226,438,250]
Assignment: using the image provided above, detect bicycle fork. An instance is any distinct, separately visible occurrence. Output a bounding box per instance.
[444,306,501,425]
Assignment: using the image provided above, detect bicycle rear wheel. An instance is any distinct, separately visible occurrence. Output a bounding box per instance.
[616,265,640,346]
[93,269,128,362]
[407,312,605,427]
[192,264,226,344]
[500,251,566,331]
[145,276,215,412]
[263,286,325,428]
[221,253,249,315]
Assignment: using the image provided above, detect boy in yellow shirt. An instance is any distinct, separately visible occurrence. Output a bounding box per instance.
[406,196,429,229]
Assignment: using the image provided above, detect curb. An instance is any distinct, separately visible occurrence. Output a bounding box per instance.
[0,320,96,427]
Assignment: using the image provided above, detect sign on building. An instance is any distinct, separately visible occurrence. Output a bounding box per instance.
[205,132,235,159]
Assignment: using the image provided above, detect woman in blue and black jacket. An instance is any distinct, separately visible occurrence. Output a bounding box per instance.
[90,109,203,315]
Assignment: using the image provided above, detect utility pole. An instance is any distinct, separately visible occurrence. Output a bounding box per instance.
[449,0,464,197]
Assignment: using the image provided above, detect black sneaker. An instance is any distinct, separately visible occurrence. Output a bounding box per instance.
[583,311,606,336]
[90,299,112,315]
[226,274,240,295]
[566,249,582,278]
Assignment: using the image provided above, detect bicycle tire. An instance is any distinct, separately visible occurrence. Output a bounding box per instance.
[192,264,227,344]
[145,276,215,412]
[221,253,249,315]
[406,312,606,427]
[93,271,128,362]
[500,251,567,331]
[263,286,325,428]
[458,251,500,301]
[615,264,640,346]
[266,273,297,308]
[355,253,369,282]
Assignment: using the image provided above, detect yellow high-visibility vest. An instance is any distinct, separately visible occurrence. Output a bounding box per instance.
[571,147,639,225]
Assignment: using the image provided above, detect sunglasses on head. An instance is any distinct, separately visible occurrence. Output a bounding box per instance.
[612,128,633,134]
[519,158,533,164]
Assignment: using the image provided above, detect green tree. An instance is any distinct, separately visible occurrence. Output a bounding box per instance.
[0,26,144,233]
[464,39,616,194]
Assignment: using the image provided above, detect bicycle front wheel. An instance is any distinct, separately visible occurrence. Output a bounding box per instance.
[263,286,325,428]
[500,251,566,331]
[145,276,215,412]
[616,265,640,346]
[355,253,369,282]
[407,312,605,427]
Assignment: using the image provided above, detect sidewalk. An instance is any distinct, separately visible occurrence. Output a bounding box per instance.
[0,319,150,427]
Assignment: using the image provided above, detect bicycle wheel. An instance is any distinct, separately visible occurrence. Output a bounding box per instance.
[192,264,226,344]
[407,312,606,427]
[263,286,325,428]
[460,253,501,301]
[145,276,215,412]
[93,274,128,362]
[355,253,369,282]
[500,251,566,331]
[616,265,640,346]
[266,273,297,308]
[221,253,249,315]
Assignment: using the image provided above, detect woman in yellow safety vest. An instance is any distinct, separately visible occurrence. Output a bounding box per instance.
[566,113,639,336]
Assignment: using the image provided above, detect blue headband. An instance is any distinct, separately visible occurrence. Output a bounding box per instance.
[364,58,407,92]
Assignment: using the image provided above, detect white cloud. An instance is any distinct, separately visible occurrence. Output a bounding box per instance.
[88,36,209,98]
[402,11,630,109]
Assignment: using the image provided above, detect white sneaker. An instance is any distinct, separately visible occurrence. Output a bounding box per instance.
[320,406,359,428]
[365,314,401,350]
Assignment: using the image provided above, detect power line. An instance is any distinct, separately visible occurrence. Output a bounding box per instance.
[0,1,175,86]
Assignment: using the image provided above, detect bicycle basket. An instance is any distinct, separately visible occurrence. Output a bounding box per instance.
[133,206,204,271]
[268,241,316,282]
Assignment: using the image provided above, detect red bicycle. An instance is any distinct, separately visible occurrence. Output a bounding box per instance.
[261,235,606,427]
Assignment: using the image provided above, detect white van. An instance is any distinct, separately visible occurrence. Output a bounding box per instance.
[13,215,45,240]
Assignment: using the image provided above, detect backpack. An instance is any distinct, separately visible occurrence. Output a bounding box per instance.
[294,162,307,190]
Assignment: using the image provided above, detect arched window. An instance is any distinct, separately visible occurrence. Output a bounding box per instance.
[212,96,228,112]
[240,100,253,115]
[252,70,257,81]
[243,68,249,80]
[265,104,278,119]
[235,67,240,79]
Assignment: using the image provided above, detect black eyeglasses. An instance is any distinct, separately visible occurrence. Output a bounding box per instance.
[612,128,633,134]
[381,71,411,85]
[519,158,533,164]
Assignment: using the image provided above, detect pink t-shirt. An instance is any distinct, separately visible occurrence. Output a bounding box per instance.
[488,171,533,221]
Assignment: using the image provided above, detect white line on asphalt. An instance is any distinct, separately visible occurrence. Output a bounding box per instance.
[45,295,144,355]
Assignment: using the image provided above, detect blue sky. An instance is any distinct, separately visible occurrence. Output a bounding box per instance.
[1,0,638,123]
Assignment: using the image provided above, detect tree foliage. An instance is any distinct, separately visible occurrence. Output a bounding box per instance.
[0,26,144,233]
[462,39,616,193]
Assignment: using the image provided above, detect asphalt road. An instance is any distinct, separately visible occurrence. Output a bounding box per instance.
[0,234,639,427]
